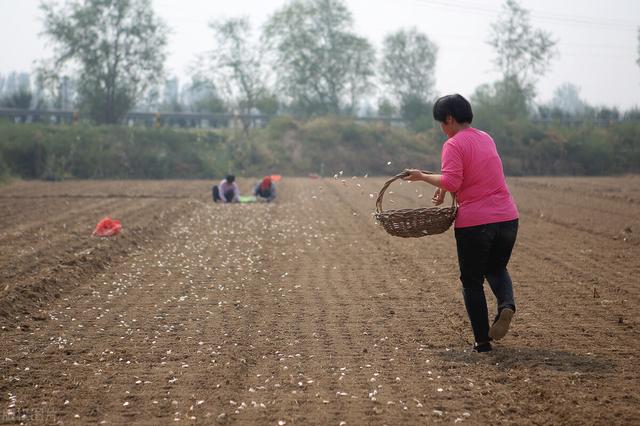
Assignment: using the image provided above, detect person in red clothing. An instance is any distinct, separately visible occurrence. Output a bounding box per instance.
[254,176,277,202]
[403,94,519,353]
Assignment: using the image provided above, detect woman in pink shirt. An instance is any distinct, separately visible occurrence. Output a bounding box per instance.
[404,94,519,353]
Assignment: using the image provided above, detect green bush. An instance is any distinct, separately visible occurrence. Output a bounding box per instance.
[265,115,299,139]
[0,117,638,179]
[0,123,226,179]
[0,150,9,182]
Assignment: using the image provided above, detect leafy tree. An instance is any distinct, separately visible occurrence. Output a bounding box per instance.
[400,95,434,132]
[488,0,556,100]
[0,89,33,109]
[177,78,227,127]
[0,150,8,182]
[623,107,640,121]
[264,0,375,116]
[198,17,266,129]
[55,76,77,109]
[536,104,567,121]
[192,95,227,116]
[134,84,161,112]
[550,83,587,116]
[159,77,183,112]
[377,98,397,117]
[0,72,31,98]
[594,106,620,122]
[40,0,168,124]
[254,93,279,115]
[380,28,438,106]
[471,76,530,123]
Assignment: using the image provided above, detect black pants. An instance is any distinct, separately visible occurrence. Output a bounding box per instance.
[212,186,235,202]
[256,188,271,198]
[454,219,518,344]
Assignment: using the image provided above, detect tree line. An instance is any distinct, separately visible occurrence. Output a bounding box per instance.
[2,0,637,128]
[1,115,638,182]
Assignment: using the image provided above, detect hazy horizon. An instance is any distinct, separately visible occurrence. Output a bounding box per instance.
[1,0,639,109]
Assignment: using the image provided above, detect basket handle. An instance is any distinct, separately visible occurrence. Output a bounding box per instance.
[375,170,456,213]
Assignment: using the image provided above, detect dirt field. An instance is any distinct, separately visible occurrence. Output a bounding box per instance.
[1,175,639,425]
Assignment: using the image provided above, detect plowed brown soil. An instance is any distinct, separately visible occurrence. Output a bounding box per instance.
[1,176,639,425]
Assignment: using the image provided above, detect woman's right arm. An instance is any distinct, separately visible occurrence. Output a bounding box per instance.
[440,142,463,193]
[402,169,443,188]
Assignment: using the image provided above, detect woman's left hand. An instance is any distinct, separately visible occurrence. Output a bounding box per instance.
[432,188,446,205]
[401,169,424,182]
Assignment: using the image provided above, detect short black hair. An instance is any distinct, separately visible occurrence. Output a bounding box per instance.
[433,94,473,124]
[226,174,235,183]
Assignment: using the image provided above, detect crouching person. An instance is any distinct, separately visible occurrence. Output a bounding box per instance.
[254,176,276,202]
[213,175,240,203]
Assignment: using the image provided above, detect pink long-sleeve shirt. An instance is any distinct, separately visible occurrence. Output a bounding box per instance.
[440,127,519,228]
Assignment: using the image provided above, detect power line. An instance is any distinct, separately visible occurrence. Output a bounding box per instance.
[415,0,636,26]
[460,0,637,26]
[407,0,639,31]
[415,30,635,50]
[441,44,633,58]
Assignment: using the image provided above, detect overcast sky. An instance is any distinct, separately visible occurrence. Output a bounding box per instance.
[1,0,639,109]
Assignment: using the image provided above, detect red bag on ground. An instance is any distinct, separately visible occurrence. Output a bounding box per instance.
[92,217,122,237]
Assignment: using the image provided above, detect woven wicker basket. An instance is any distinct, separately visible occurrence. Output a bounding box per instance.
[375,171,457,238]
